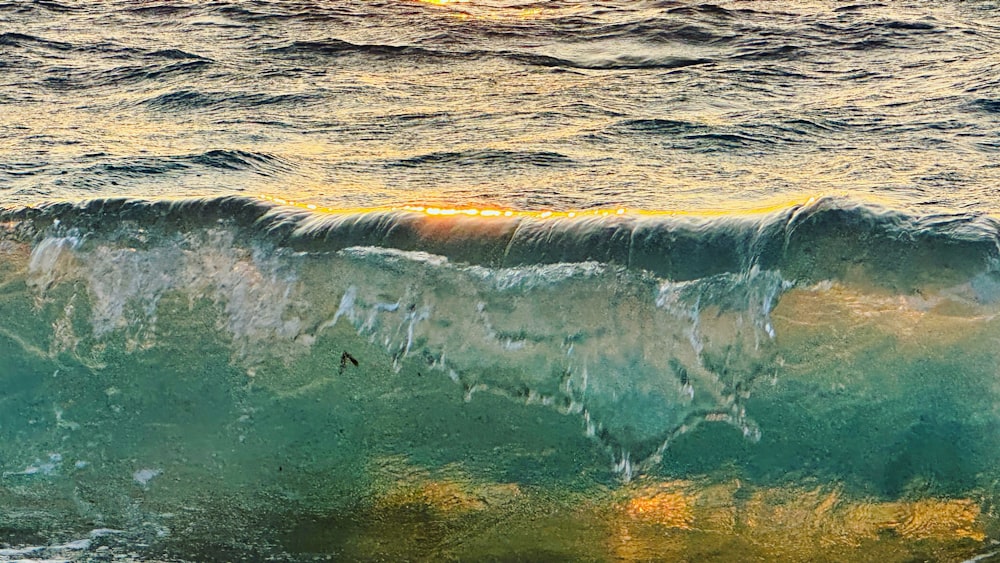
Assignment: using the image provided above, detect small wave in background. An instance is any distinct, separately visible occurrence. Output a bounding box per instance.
[1,0,999,212]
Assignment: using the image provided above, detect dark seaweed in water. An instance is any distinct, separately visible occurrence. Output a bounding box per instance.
[339,350,359,374]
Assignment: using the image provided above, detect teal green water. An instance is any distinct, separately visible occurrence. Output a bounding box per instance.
[2,203,1000,560]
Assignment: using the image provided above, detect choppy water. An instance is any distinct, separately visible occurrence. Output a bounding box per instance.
[3,0,1000,212]
[4,1,1000,562]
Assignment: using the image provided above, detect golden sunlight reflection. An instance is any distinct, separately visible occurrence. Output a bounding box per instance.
[351,460,990,561]
[621,481,696,530]
[608,479,986,560]
[257,193,824,219]
[411,0,559,21]
[773,284,1000,357]
[370,456,521,517]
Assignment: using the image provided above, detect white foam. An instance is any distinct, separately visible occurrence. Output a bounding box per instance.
[3,453,63,477]
[28,230,304,363]
[26,235,80,292]
[0,533,96,562]
[133,468,161,487]
[0,546,44,556]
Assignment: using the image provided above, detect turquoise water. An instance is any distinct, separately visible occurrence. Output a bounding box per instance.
[2,199,1000,560]
[4,1,1000,561]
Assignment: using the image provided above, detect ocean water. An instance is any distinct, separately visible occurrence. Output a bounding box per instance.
[3,1,1000,561]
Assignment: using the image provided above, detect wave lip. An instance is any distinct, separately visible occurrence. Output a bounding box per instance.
[5,195,998,293]
[274,198,1000,290]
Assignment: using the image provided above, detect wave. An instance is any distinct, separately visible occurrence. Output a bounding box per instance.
[614,118,818,151]
[37,59,213,92]
[263,37,714,71]
[25,0,80,12]
[123,3,193,17]
[973,98,1000,114]
[9,195,994,288]
[265,39,441,59]
[3,195,999,467]
[390,149,577,169]
[0,33,210,69]
[73,150,290,178]
[143,88,321,111]
[0,31,73,51]
[146,48,210,60]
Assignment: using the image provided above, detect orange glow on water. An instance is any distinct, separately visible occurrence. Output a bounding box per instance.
[258,193,631,219]
[622,483,696,530]
[412,0,554,21]
[257,193,825,219]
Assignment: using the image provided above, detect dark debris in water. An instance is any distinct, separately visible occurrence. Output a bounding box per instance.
[339,350,359,374]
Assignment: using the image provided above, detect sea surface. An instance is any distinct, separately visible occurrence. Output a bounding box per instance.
[3,1,1000,561]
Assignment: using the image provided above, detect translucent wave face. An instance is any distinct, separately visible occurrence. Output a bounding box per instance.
[23,227,784,478]
[5,204,1000,560]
